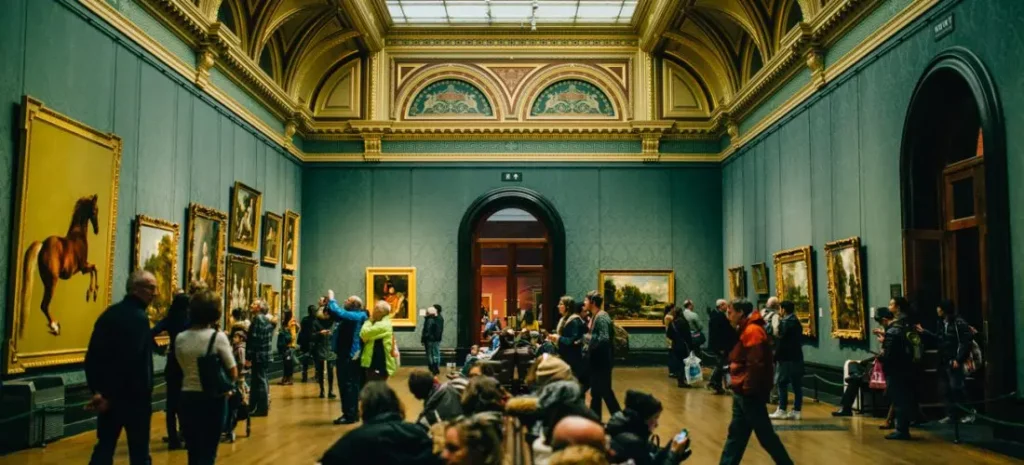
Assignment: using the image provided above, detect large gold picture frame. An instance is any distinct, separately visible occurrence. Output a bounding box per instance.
[282,210,300,272]
[751,262,769,295]
[226,255,258,327]
[261,211,282,265]
[727,266,746,299]
[134,215,179,346]
[366,267,417,327]
[825,237,866,340]
[774,246,816,337]
[6,96,121,375]
[229,181,262,253]
[598,270,675,327]
[186,203,227,293]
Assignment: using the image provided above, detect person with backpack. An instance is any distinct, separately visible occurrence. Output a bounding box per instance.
[584,290,621,420]
[875,297,916,440]
[707,300,737,395]
[914,299,976,424]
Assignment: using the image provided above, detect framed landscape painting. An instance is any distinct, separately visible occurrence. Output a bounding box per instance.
[599,270,675,327]
[226,255,258,322]
[367,267,416,327]
[261,212,282,266]
[7,97,121,374]
[282,210,300,272]
[186,203,227,293]
[826,237,866,340]
[774,246,816,337]
[134,215,179,346]
[752,263,769,295]
[727,266,746,299]
[229,181,262,253]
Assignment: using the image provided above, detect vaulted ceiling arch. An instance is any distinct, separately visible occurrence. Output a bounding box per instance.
[690,0,774,61]
[247,0,336,60]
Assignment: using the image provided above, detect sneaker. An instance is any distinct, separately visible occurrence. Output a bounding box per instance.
[831,409,853,417]
[769,409,789,420]
[788,411,802,420]
[328,393,337,399]
[333,416,356,425]
[938,416,953,424]
[960,414,976,424]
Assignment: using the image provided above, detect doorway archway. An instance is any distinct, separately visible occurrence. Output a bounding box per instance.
[900,47,1014,401]
[457,187,566,356]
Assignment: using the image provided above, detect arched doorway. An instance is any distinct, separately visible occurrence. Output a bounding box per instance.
[900,48,1014,403]
[457,188,566,356]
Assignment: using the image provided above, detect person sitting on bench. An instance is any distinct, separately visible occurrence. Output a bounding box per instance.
[832,357,876,417]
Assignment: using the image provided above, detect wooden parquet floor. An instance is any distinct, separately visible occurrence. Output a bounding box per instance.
[1,367,1019,464]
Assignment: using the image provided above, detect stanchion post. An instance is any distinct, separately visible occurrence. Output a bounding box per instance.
[953,407,961,444]
[815,376,819,403]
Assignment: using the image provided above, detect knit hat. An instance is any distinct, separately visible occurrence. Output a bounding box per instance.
[535,355,573,388]
[624,390,663,421]
[537,380,584,411]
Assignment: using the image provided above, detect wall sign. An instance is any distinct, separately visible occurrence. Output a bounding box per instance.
[933,13,954,40]
[890,283,902,299]
[501,172,523,182]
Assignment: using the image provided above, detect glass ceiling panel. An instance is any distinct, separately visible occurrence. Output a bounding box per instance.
[386,0,637,25]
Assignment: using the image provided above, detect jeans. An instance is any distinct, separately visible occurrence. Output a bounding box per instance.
[840,377,865,410]
[301,352,312,381]
[425,341,441,373]
[940,364,967,420]
[89,396,152,465]
[709,350,728,392]
[887,375,913,434]
[165,379,182,445]
[250,361,270,414]
[588,357,621,420]
[337,357,363,420]
[667,347,680,375]
[314,356,336,395]
[719,394,793,465]
[180,392,227,465]
[281,348,294,379]
[776,361,803,411]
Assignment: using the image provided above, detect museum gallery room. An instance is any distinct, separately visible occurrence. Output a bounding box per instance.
[2,0,1024,464]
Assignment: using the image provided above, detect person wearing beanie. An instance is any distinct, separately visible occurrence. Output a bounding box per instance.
[421,305,445,375]
[606,390,691,465]
[533,354,575,390]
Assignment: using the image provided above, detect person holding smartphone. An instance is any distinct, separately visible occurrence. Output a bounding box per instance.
[606,390,692,465]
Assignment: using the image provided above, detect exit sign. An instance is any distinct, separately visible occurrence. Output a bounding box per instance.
[933,13,954,40]
[501,172,523,182]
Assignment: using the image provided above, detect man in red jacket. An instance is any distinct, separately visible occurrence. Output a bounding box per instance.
[719,299,793,465]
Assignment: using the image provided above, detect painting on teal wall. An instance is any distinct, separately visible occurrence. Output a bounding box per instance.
[774,246,816,337]
[825,237,866,340]
[599,270,674,327]
[408,79,494,118]
[530,79,615,117]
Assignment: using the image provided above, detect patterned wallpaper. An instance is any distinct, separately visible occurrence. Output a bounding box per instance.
[301,166,723,351]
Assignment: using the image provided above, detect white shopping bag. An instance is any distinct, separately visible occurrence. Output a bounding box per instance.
[684,352,703,385]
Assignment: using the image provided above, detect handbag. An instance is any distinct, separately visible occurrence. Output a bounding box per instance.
[198,331,234,397]
[868,359,887,390]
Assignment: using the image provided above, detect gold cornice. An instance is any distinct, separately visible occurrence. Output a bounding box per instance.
[343,120,675,136]
[639,0,687,52]
[303,152,719,163]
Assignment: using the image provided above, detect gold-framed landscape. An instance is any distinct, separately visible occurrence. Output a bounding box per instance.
[598,270,675,327]
[774,246,816,337]
[6,96,122,374]
[134,215,179,346]
[727,266,746,299]
[825,237,866,340]
[366,267,416,327]
[186,203,227,293]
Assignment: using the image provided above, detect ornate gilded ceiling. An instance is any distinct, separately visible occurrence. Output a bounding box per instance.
[133,0,888,153]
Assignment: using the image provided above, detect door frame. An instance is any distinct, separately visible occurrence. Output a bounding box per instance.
[899,47,1014,396]
[457,187,566,358]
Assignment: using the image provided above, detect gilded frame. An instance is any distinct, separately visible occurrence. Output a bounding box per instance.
[825,237,866,340]
[261,211,282,266]
[134,215,180,346]
[225,254,258,327]
[727,266,746,299]
[773,246,816,337]
[185,203,227,293]
[282,210,300,272]
[281,274,296,314]
[6,96,121,374]
[598,269,675,327]
[229,181,262,253]
[751,262,769,295]
[366,267,417,327]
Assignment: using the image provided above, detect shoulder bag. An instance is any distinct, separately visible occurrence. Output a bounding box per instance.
[198,331,234,397]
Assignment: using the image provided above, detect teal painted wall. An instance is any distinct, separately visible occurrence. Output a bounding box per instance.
[0,0,302,384]
[301,166,723,351]
[724,0,1024,376]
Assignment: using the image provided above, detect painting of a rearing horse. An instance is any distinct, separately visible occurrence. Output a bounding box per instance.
[20,195,101,337]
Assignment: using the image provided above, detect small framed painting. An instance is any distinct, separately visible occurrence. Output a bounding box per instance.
[727,266,746,299]
[261,212,282,266]
[366,267,416,327]
[226,255,258,327]
[751,263,769,295]
[133,215,180,346]
[229,182,262,253]
[282,210,300,272]
[281,274,296,314]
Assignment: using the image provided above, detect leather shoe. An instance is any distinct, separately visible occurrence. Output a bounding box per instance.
[831,410,853,417]
[884,432,911,440]
[333,416,356,425]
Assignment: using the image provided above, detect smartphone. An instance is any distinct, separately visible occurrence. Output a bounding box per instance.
[674,428,689,445]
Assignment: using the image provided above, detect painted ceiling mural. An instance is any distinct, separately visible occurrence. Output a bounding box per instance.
[530,80,615,118]
[408,79,495,118]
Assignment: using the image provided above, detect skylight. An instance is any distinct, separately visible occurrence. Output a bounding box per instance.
[386,0,638,26]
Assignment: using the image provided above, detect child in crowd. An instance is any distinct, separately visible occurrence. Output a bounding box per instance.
[224,330,250,442]
[462,345,480,377]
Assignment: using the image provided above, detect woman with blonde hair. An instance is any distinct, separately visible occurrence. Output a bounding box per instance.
[361,300,397,381]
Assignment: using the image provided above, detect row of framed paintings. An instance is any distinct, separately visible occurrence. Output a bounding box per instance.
[230,181,299,271]
[726,237,866,340]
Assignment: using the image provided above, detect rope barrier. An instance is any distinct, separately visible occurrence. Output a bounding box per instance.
[954,403,1024,428]
[0,382,169,426]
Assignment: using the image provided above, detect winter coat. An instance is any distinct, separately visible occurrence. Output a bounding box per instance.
[727,310,774,399]
[921,317,973,364]
[880,314,914,377]
[320,412,440,465]
[360,316,397,376]
[774,313,804,362]
[311,315,336,362]
[416,377,467,428]
[421,309,444,344]
[708,309,737,352]
[666,315,694,357]
[606,410,688,465]
[557,315,586,375]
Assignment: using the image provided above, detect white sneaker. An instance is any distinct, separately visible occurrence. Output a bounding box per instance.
[938,416,953,424]
[960,414,976,424]
[769,409,789,420]
[788,411,802,420]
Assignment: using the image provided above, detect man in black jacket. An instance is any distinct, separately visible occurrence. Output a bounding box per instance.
[85,270,158,465]
[707,299,737,395]
[876,298,916,440]
[421,305,444,375]
[298,304,317,382]
[770,301,804,420]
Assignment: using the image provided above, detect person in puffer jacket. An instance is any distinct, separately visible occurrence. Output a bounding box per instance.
[719,300,793,465]
[421,305,444,375]
[605,390,691,465]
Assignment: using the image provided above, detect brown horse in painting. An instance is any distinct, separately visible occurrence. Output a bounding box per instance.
[19,195,101,337]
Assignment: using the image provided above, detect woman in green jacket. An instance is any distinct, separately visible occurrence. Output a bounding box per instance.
[361,300,397,382]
